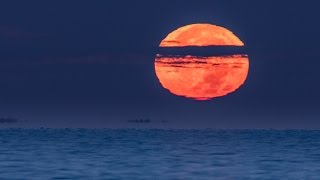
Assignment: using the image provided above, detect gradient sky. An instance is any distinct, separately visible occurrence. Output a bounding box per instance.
[0,1,319,128]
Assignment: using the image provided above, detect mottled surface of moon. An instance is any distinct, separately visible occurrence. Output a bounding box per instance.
[156,23,248,100]
[160,24,244,47]
[155,55,249,100]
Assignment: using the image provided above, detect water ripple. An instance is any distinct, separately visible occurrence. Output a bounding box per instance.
[0,129,319,179]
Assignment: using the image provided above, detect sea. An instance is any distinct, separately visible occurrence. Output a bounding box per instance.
[0,129,320,179]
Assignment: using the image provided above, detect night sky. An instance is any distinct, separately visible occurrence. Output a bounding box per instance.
[0,1,319,128]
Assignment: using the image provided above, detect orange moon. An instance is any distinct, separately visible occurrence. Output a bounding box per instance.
[155,55,249,100]
[155,23,249,100]
[160,24,244,47]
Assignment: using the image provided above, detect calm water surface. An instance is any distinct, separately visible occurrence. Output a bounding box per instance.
[0,129,320,179]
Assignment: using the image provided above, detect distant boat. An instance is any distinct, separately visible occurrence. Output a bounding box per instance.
[0,117,19,124]
[127,118,151,124]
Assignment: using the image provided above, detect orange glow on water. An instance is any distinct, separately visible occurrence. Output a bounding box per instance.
[160,24,244,47]
[154,55,249,100]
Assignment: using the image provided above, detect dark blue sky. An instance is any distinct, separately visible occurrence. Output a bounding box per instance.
[0,1,319,128]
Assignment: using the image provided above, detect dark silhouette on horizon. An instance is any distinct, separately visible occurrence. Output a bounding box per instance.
[0,117,19,124]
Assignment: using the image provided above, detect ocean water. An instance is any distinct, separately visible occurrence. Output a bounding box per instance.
[0,129,320,179]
